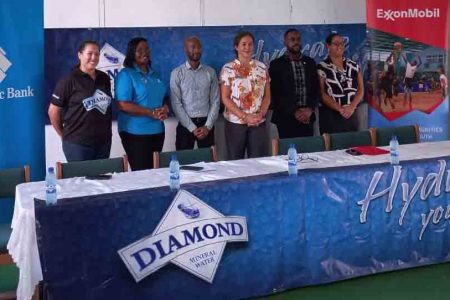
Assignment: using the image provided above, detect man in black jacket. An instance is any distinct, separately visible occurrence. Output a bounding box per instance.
[269,28,320,139]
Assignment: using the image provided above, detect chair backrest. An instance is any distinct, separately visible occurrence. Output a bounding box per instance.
[370,125,419,146]
[0,166,30,198]
[272,136,326,156]
[0,166,30,252]
[323,130,374,151]
[153,146,218,168]
[56,156,128,179]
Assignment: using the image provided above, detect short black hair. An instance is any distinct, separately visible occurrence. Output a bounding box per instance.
[77,40,99,53]
[283,28,300,39]
[233,31,254,57]
[75,40,99,68]
[325,32,341,45]
[123,37,148,68]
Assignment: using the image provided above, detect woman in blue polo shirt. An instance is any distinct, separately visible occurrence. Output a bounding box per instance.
[115,37,168,170]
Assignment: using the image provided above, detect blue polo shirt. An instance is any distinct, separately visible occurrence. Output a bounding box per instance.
[115,65,167,135]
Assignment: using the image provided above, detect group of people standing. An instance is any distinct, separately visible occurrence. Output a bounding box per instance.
[48,29,364,170]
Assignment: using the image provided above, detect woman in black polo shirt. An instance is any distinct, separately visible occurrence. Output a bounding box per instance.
[48,40,112,161]
[317,32,364,134]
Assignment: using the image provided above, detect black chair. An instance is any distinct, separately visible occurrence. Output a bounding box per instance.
[271,136,326,155]
[153,146,218,168]
[0,166,30,297]
[323,130,374,151]
[370,125,419,146]
[56,156,128,179]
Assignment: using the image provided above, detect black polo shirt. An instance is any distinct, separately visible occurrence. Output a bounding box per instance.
[51,68,112,146]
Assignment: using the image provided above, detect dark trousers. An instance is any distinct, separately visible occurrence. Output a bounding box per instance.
[275,118,314,139]
[119,131,164,171]
[176,117,215,150]
[224,120,267,160]
[62,140,111,162]
[319,106,359,134]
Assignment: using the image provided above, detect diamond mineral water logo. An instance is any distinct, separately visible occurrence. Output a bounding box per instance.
[0,47,12,83]
[118,190,249,283]
[98,43,125,94]
[82,89,112,114]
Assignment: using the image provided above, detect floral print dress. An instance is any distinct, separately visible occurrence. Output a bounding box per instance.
[220,59,269,124]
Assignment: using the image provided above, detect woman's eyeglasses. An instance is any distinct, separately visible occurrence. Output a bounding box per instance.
[284,154,319,163]
[136,48,151,54]
[331,42,345,47]
[297,154,319,163]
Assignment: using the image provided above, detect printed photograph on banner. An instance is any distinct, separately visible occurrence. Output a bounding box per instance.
[366,29,449,141]
[367,29,447,121]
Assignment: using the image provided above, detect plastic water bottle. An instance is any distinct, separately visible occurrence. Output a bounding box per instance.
[45,167,57,205]
[389,135,399,165]
[169,154,180,190]
[287,144,298,176]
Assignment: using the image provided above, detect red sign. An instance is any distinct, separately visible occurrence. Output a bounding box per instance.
[367,0,449,49]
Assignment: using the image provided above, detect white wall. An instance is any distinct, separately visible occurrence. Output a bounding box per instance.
[43,0,367,167]
[44,0,366,28]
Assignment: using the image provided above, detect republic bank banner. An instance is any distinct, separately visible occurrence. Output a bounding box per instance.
[0,0,45,179]
[366,0,449,141]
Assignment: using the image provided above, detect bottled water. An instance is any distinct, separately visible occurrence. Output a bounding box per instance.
[287,144,298,176]
[389,135,399,165]
[45,167,57,205]
[169,154,180,190]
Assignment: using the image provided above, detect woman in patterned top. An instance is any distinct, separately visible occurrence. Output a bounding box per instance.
[317,32,363,134]
[220,31,271,160]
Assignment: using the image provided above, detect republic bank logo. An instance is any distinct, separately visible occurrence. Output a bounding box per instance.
[376,8,440,21]
[0,47,12,83]
[118,190,248,283]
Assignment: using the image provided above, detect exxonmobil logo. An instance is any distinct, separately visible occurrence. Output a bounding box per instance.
[377,8,440,21]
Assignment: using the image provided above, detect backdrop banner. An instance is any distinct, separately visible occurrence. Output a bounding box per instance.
[366,0,449,141]
[0,0,45,179]
[44,24,367,118]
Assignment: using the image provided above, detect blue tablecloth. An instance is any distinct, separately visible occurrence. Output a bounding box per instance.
[35,156,450,299]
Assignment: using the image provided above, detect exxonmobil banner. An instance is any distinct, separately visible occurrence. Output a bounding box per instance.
[366,0,449,141]
[367,0,448,49]
[0,0,45,179]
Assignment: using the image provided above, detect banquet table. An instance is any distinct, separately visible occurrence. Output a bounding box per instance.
[8,141,450,299]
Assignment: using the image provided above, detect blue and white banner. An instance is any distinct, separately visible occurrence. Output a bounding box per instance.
[44,24,367,116]
[35,156,450,299]
[0,0,44,179]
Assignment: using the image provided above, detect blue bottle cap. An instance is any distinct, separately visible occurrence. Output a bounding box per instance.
[171,154,177,161]
[391,135,397,140]
[48,167,54,172]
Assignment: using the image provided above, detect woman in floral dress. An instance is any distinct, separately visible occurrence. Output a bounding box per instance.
[220,31,271,160]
